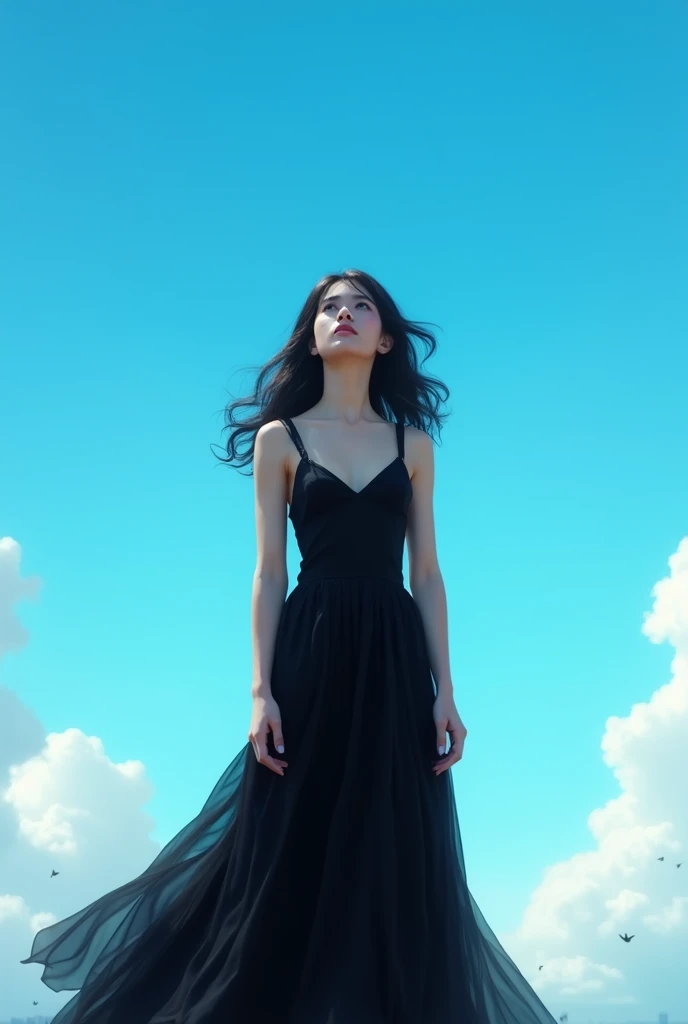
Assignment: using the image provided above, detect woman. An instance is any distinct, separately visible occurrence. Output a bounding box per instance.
[21,269,558,1023]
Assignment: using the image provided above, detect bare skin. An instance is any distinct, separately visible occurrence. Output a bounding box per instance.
[248,280,467,778]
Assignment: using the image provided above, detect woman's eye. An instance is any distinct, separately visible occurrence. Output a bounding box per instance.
[323,301,370,311]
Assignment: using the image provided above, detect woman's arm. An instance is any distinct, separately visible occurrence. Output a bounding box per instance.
[250,421,289,699]
[406,429,467,775]
[405,428,453,698]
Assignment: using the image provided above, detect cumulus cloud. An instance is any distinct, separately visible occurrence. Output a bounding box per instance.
[0,536,43,658]
[1,715,162,1020]
[1,534,687,1021]
[497,538,688,1020]
[0,537,162,1020]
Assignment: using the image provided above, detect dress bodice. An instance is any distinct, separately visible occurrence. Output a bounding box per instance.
[281,418,412,585]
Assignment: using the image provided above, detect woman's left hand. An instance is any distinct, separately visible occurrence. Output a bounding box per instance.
[431,695,467,775]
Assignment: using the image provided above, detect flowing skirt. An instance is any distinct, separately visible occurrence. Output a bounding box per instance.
[21,577,556,1024]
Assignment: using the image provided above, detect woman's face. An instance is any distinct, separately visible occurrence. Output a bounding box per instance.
[311,281,392,361]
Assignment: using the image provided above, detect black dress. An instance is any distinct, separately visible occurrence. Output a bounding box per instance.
[21,417,558,1024]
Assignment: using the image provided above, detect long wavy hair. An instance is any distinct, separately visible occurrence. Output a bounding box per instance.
[213,268,450,473]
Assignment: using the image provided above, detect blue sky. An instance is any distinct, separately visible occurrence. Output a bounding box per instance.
[1,2,687,1021]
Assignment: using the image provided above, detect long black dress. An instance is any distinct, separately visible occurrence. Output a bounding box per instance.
[21,417,558,1024]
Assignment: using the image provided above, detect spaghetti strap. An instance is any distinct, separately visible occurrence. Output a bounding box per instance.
[281,417,309,461]
[395,419,405,460]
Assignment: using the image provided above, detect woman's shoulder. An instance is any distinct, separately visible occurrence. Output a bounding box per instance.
[255,419,292,461]
[403,424,433,451]
[257,417,289,436]
[402,425,433,477]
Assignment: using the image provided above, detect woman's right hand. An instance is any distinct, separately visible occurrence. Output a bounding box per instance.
[248,692,288,776]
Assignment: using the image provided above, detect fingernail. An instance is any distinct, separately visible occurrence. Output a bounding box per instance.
[277,745,285,753]
[438,745,445,756]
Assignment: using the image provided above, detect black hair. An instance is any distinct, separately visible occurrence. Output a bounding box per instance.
[212,268,450,473]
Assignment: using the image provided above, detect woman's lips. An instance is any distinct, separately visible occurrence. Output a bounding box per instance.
[334,326,357,334]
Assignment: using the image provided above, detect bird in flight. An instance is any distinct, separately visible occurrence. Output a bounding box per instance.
[51,869,59,878]
[619,932,634,943]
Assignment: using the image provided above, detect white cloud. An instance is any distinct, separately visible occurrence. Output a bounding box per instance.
[0,537,162,1020]
[496,537,688,1019]
[0,710,162,1020]
[0,536,43,658]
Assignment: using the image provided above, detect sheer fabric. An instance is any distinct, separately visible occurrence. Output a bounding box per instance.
[22,418,556,1024]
